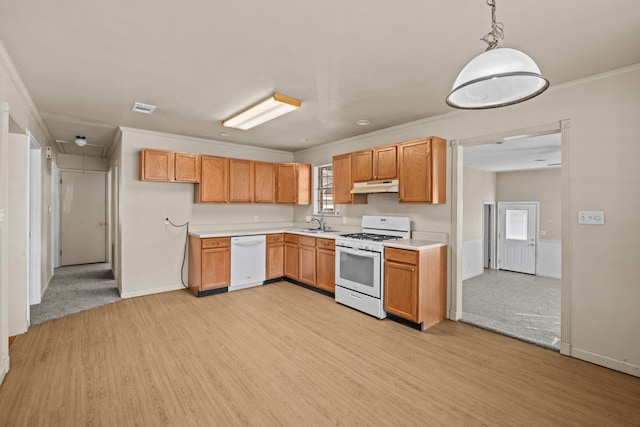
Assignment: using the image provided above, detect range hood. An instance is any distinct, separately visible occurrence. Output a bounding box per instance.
[351,179,399,194]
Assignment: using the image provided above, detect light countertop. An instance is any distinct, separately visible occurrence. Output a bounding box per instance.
[383,239,446,251]
[189,229,446,250]
[189,228,342,239]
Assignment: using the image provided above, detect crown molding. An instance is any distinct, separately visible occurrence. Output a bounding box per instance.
[0,40,54,146]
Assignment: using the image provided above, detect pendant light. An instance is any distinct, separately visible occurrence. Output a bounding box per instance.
[446,0,549,109]
[75,135,87,146]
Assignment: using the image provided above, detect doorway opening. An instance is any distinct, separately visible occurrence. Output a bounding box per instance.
[458,130,562,350]
[28,132,42,307]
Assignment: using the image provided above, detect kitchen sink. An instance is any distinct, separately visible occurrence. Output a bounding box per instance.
[287,228,334,234]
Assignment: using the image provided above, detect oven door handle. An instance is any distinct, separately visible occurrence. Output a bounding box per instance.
[336,246,380,258]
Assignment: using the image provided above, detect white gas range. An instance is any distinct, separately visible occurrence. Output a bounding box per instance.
[334,215,411,319]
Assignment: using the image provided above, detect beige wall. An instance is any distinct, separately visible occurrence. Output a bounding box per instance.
[496,168,561,241]
[117,128,295,297]
[463,166,496,241]
[0,43,56,383]
[294,65,640,376]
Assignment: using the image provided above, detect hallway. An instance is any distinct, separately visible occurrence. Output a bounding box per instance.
[30,263,120,325]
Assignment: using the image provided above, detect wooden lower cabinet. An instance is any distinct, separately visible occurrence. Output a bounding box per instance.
[281,234,335,293]
[315,237,335,293]
[384,245,447,330]
[188,236,230,296]
[284,234,299,280]
[266,234,284,279]
[298,236,316,286]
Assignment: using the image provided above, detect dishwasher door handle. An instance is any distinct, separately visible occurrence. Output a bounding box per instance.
[232,237,266,247]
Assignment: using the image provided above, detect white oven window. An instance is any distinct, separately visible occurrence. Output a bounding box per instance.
[337,250,378,291]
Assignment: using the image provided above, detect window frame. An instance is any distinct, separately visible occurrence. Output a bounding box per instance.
[313,163,339,216]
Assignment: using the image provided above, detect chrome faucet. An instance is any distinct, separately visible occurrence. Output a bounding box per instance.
[310,212,331,231]
[310,216,324,230]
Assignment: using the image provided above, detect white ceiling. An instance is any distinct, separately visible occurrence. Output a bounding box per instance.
[1,1,639,156]
[463,133,561,172]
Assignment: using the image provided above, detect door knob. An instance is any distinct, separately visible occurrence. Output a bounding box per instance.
[99,221,104,226]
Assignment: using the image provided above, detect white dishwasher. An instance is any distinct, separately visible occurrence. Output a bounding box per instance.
[229,235,266,292]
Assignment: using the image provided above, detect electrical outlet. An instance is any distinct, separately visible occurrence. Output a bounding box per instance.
[305,216,312,222]
[578,210,604,225]
[0,208,5,222]
[164,217,170,225]
[254,216,259,222]
[342,216,347,224]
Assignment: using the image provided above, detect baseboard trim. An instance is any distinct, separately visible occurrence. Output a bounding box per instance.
[571,347,640,378]
[0,356,9,386]
[538,273,562,280]
[447,310,462,321]
[121,283,185,299]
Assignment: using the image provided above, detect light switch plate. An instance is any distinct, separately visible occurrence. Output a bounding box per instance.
[578,210,604,225]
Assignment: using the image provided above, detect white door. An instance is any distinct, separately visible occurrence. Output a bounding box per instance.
[498,202,537,274]
[60,171,106,266]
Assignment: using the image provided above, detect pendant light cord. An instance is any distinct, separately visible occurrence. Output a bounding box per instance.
[481,0,504,51]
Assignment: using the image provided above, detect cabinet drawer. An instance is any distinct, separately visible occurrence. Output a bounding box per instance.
[202,237,230,249]
[299,236,316,247]
[284,233,299,244]
[316,238,335,250]
[385,247,418,264]
[267,233,285,244]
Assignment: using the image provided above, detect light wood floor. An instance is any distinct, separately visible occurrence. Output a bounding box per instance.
[1,281,639,426]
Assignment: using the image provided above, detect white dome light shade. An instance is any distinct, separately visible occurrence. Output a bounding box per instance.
[447,48,549,109]
[75,136,87,146]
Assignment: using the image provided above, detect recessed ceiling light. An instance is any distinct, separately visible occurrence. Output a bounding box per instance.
[132,102,156,114]
[355,119,370,126]
[219,132,231,137]
[534,159,545,162]
[298,138,308,143]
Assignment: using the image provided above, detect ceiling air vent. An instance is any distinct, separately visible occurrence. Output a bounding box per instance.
[131,102,156,114]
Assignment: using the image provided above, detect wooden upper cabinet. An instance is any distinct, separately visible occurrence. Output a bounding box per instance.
[397,137,446,204]
[228,159,254,203]
[332,153,366,205]
[196,155,229,203]
[373,145,397,180]
[276,163,311,205]
[140,149,200,183]
[174,152,201,183]
[140,149,174,181]
[352,150,373,182]
[352,146,397,182]
[254,162,276,203]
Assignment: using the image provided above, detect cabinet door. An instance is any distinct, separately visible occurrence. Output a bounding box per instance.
[198,156,229,203]
[352,150,373,182]
[276,163,297,204]
[384,260,419,322]
[398,139,432,203]
[284,242,299,280]
[254,162,275,203]
[229,159,254,203]
[202,247,230,290]
[298,244,316,286]
[266,244,284,279]
[140,149,174,181]
[333,153,366,204]
[316,248,335,293]
[373,145,397,180]
[174,152,200,183]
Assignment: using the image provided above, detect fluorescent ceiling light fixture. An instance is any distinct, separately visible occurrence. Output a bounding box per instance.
[222,93,301,130]
[132,102,156,114]
[75,136,87,147]
[446,0,548,109]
